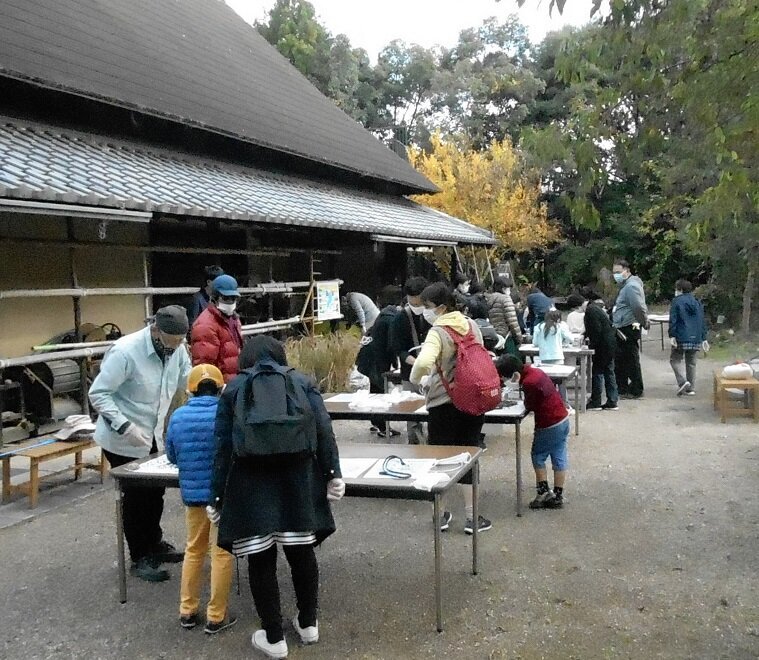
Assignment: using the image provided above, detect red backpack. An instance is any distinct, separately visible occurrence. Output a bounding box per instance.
[435,324,501,416]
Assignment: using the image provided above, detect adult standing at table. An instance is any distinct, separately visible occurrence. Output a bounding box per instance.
[486,276,524,358]
[188,265,224,326]
[342,291,380,335]
[390,276,431,444]
[577,290,618,411]
[410,282,492,535]
[89,305,192,582]
[526,284,553,332]
[668,279,708,396]
[611,259,649,399]
[191,274,243,383]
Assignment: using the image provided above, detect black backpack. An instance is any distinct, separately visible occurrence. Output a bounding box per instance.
[232,364,317,460]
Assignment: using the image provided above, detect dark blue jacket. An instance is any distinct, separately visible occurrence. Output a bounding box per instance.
[165,395,219,506]
[526,291,553,331]
[669,293,706,345]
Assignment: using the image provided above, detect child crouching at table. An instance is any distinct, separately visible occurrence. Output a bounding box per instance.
[496,355,570,509]
[166,364,236,633]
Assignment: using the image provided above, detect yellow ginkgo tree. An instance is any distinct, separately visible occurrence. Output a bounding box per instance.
[409,134,559,258]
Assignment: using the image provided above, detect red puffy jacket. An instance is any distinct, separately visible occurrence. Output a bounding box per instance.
[191,304,243,382]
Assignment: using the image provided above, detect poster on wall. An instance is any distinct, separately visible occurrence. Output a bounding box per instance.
[316,280,342,321]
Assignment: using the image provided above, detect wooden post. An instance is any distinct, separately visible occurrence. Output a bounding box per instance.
[68,219,89,415]
[142,251,153,318]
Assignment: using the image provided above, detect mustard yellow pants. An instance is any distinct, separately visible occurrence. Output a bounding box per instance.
[180,505,234,623]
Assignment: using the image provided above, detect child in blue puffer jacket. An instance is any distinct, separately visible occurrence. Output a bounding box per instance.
[166,364,235,634]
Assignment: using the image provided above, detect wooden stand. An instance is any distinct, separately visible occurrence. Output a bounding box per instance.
[1,437,106,508]
[713,371,759,423]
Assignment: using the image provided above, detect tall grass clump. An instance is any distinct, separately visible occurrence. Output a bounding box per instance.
[285,332,360,393]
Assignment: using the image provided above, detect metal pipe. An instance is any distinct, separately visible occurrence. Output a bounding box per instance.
[241,317,301,336]
[0,347,109,369]
[0,282,312,299]
[32,340,115,351]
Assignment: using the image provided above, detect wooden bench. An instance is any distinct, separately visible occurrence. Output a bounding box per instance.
[713,371,759,423]
[1,437,106,508]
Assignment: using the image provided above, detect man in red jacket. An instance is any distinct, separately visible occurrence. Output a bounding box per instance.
[191,275,243,383]
[496,355,570,510]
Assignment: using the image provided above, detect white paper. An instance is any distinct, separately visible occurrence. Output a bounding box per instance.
[486,401,527,417]
[363,457,437,480]
[131,454,178,475]
[339,457,379,479]
[413,473,450,491]
[326,393,359,403]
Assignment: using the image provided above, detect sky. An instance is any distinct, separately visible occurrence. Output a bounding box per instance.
[225,0,608,59]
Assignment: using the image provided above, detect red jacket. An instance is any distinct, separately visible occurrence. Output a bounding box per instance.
[191,304,243,383]
[521,364,569,430]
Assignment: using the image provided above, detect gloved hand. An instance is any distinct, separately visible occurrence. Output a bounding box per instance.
[122,423,151,449]
[326,478,345,501]
[419,375,431,393]
[205,505,221,524]
[670,337,678,347]
[494,334,506,351]
[702,340,710,353]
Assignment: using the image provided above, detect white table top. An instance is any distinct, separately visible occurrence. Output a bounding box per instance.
[648,314,669,322]
[536,364,576,379]
[519,344,594,356]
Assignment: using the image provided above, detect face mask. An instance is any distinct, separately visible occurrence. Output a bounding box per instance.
[423,308,440,325]
[152,336,177,360]
[674,290,681,297]
[458,283,470,294]
[613,273,625,285]
[409,304,425,316]
[217,301,237,316]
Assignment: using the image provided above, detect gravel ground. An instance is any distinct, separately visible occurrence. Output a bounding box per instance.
[1,350,758,659]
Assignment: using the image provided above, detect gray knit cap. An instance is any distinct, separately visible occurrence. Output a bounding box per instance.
[154,305,189,335]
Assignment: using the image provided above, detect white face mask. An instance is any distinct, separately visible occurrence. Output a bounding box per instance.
[674,289,682,297]
[423,308,440,325]
[217,301,237,316]
[409,304,425,316]
[458,283,471,294]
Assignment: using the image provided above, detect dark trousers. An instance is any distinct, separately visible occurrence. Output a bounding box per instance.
[105,445,165,562]
[615,325,644,396]
[590,361,619,406]
[369,379,386,429]
[248,544,319,644]
[427,403,484,485]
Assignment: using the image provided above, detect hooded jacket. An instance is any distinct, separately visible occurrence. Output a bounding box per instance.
[191,304,243,382]
[669,293,706,346]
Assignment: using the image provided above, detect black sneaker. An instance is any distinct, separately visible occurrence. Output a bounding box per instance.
[620,393,643,400]
[376,427,401,438]
[586,402,603,411]
[478,432,488,452]
[543,492,564,509]
[151,540,184,564]
[204,612,238,635]
[180,613,199,629]
[130,557,169,582]
[529,490,556,509]
[439,511,452,532]
[602,401,619,411]
[464,515,492,534]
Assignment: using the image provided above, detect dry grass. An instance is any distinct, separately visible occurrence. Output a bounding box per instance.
[285,332,361,393]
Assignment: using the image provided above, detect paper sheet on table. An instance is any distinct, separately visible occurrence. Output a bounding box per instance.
[328,393,360,403]
[131,454,178,475]
[363,458,437,480]
[339,457,379,479]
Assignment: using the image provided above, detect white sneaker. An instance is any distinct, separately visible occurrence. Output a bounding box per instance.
[677,381,691,396]
[292,614,319,644]
[251,630,288,659]
[685,390,696,396]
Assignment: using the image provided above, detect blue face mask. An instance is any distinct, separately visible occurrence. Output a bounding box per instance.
[613,273,625,285]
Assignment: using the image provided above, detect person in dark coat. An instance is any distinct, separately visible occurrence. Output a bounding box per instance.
[668,279,708,396]
[578,289,618,410]
[526,285,554,332]
[355,285,402,436]
[209,336,343,657]
[188,265,224,326]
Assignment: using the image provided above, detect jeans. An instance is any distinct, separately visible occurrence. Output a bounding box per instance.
[615,326,644,396]
[532,418,570,471]
[670,347,698,391]
[180,506,234,623]
[248,544,319,644]
[402,380,426,444]
[105,445,165,562]
[589,361,618,406]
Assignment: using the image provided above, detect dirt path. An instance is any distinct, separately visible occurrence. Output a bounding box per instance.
[1,350,757,659]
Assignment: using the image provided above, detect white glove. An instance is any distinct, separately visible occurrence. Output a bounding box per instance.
[122,423,151,449]
[326,478,345,501]
[494,334,506,351]
[670,337,678,347]
[419,375,431,392]
[205,505,220,524]
[702,340,710,353]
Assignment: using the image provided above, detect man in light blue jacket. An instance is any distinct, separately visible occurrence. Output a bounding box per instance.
[89,305,191,582]
[612,259,649,399]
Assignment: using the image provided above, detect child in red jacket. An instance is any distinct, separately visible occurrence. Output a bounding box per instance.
[497,355,570,509]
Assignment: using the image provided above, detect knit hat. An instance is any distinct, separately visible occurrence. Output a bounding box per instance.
[155,305,189,335]
[188,364,224,393]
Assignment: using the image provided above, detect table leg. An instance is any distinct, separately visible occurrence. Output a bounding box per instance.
[2,458,10,503]
[472,459,479,576]
[660,322,665,351]
[579,356,586,412]
[433,493,443,633]
[575,376,580,436]
[515,421,523,517]
[29,459,40,508]
[75,450,83,480]
[116,483,127,603]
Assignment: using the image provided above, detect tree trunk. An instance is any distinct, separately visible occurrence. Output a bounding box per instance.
[741,260,755,337]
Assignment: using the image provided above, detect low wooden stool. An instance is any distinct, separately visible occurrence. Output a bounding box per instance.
[1,437,106,508]
[713,371,759,423]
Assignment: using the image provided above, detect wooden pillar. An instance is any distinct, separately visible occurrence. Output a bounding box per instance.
[67,219,89,415]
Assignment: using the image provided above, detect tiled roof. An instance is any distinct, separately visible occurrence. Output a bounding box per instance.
[0,122,495,245]
[0,0,436,194]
